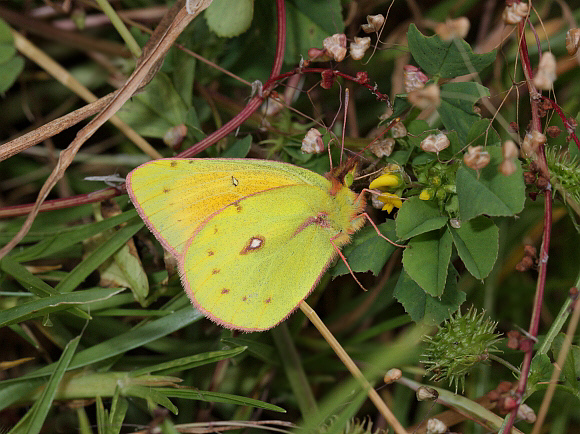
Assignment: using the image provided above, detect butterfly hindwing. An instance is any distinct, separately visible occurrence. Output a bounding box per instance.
[179,185,346,331]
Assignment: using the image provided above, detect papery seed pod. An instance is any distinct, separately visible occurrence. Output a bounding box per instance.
[434,17,470,41]
[449,218,461,228]
[421,132,449,153]
[350,36,371,60]
[361,14,385,33]
[323,33,347,62]
[383,368,402,384]
[403,65,429,93]
[499,159,517,176]
[408,84,440,109]
[416,386,438,401]
[533,52,557,90]
[307,47,331,62]
[426,418,447,434]
[369,137,395,158]
[566,28,580,55]
[163,124,188,149]
[301,128,325,154]
[502,140,519,159]
[464,145,490,170]
[503,2,529,25]
[518,403,537,423]
[391,121,407,138]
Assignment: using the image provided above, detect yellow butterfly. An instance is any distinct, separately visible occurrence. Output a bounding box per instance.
[126,158,366,331]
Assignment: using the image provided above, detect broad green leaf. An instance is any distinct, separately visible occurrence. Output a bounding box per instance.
[457,147,525,221]
[116,73,188,138]
[205,0,254,38]
[394,267,464,325]
[449,216,499,279]
[402,227,452,297]
[0,56,25,93]
[396,197,448,240]
[0,288,123,328]
[284,0,343,63]
[438,82,490,142]
[552,334,580,391]
[222,135,252,158]
[331,221,396,276]
[407,24,496,78]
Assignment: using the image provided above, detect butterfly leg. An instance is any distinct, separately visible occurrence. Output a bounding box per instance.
[360,212,407,248]
[329,235,367,291]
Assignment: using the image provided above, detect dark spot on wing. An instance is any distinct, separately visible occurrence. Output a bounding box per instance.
[212,269,220,275]
[170,161,178,167]
[208,250,214,256]
[242,296,247,301]
[240,236,265,254]
[188,160,194,164]
[163,187,170,193]
[264,297,272,304]
[214,227,218,234]
[221,288,229,294]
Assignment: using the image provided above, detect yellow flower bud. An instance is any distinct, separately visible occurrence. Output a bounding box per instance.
[419,189,432,200]
[369,173,402,189]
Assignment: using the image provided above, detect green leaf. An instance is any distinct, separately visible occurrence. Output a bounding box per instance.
[0,56,25,93]
[284,0,343,63]
[457,147,525,221]
[157,388,286,412]
[0,288,123,328]
[449,216,499,279]
[108,391,128,434]
[394,267,464,325]
[330,221,396,276]
[205,0,254,38]
[9,336,81,434]
[130,346,247,377]
[402,227,452,297]
[407,24,496,78]
[438,82,490,142]
[116,73,188,138]
[222,135,252,158]
[396,197,448,240]
[54,218,143,293]
[125,385,178,414]
[551,334,580,391]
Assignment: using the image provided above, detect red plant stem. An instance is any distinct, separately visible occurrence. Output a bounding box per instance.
[538,95,580,150]
[503,15,553,433]
[177,0,286,158]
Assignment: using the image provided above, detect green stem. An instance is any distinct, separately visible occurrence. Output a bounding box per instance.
[93,0,142,58]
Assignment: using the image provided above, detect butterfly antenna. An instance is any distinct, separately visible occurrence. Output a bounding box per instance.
[330,236,367,291]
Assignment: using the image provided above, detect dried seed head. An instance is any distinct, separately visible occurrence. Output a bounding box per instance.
[518,403,537,423]
[163,124,188,149]
[521,131,547,157]
[383,368,402,384]
[499,159,517,176]
[503,2,529,25]
[546,125,561,137]
[350,36,371,60]
[449,218,461,228]
[323,33,347,62]
[416,386,438,401]
[426,418,447,434]
[408,84,440,109]
[566,28,580,55]
[301,128,325,154]
[502,139,519,159]
[362,14,385,33]
[421,132,450,153]
[464,145,491,170]
[434,17,470,41]
[403,65,429,93]
[391,121,407,138]
[533,52,557,90]
[369,137,395,158]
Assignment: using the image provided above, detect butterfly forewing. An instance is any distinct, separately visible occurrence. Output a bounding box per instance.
[126,158,331,256]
